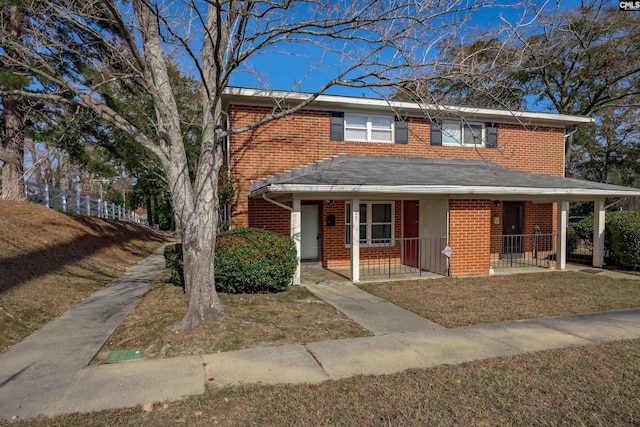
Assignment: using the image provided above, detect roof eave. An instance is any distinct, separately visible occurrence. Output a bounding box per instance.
[250,184,640,198]
[223,87,594,127]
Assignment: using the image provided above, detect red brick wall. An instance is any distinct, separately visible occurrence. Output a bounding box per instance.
[449,199,491,276]
[229,105,565,227]
[489,201,556,259]
[248,198,290,235]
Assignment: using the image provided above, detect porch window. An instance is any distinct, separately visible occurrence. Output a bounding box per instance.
[345,114,394,143]
[442,120,484,146]
[345,202,394,246]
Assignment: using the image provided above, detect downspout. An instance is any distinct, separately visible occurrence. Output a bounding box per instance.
[262,192,293,211]
[262,192,299,285]
[605,199,622,211]
[220,110,231,173]
[220,110,232,227]
[563,127,578,178]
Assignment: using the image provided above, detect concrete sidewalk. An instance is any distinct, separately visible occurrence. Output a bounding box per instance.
[0,246,168,420]
[19,307,640,418]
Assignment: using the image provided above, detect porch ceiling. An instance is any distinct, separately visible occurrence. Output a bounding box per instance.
[250,155,640,202]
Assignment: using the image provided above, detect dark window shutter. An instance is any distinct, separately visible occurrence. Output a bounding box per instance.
[330,112,344,141]
[486,123,498,148]
[395,116,408,144]
[430,121,442,146]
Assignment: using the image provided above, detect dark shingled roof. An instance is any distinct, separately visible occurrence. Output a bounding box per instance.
[251,155,640,196]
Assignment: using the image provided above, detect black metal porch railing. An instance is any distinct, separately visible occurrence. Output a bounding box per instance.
[490,233,557,268]
[567,232,594,265]
[359,237,448,278]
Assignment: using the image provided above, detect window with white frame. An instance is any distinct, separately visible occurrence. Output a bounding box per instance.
[442,121,485,146]
[345,202,394,246]
[344,114,394,143]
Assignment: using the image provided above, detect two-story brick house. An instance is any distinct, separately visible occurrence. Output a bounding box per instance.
[222,88,640,284]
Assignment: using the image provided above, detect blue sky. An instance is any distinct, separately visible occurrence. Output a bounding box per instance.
[226,1,583,101]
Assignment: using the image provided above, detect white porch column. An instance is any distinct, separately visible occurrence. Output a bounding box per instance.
[556,200,568,270]
[291,198,301,285]
[351,199,360,283]
[593,199,606,268]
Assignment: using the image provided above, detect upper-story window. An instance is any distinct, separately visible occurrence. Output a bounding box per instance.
[441,121,485,146]
[344,114,394,143]
[430,120,499,148]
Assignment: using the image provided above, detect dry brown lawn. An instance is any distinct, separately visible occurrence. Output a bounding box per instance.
[359,272,640,327]
[0,201,168,353]
[95,270,371,361]
[11,338,640,426]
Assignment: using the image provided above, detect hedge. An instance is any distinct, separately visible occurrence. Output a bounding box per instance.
[215,228,297,293]
[573,211,640,269]
[566,227,578,256]
[164,228,297,293]
[164,243,184,286]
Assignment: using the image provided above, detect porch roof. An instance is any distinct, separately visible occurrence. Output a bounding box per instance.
[250,155,640,201]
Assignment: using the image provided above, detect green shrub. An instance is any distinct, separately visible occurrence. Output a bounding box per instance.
[572,212,640,268]
[215,228,297,293]
[566,227,578,256]
[163,229,297,293]
[572,214,594,243]
[607,212,640,269]
[164,243,184,286]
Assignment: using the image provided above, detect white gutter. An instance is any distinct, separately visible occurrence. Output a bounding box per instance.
[254,184,640,198]
[223,87,594,127]
[262,193,292,211]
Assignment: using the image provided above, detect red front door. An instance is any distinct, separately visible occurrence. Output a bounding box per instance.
[403,200,420,268]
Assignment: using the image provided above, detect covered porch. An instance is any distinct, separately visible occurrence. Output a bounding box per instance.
[249,155,640,284]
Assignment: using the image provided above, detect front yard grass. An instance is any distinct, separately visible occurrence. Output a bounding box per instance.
[93,270,371,362]
[13,338,640,426]
[359,271,640,328]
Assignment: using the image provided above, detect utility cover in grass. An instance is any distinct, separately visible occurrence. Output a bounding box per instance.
[104,349,143,363]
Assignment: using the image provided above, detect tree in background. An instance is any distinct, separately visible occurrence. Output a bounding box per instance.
[405,0,640,188]
[398,37,528,110]
[0,4,28,200]
[519,2,640,174]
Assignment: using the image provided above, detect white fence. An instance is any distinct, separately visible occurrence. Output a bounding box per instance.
[24,181,147,225]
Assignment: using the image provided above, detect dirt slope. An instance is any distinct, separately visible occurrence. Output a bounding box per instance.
[0,200,169,353]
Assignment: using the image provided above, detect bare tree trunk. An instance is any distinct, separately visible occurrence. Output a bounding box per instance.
[0,6,26,201]
[133,0,225,329]
[175,218,224,328]
[0,97,26,200]
[146,191,153,226]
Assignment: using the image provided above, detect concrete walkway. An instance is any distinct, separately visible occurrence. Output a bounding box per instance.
[0,246,168,420]
[2,254,640,420]
[305,282,444,334]
[565,263,640,280]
